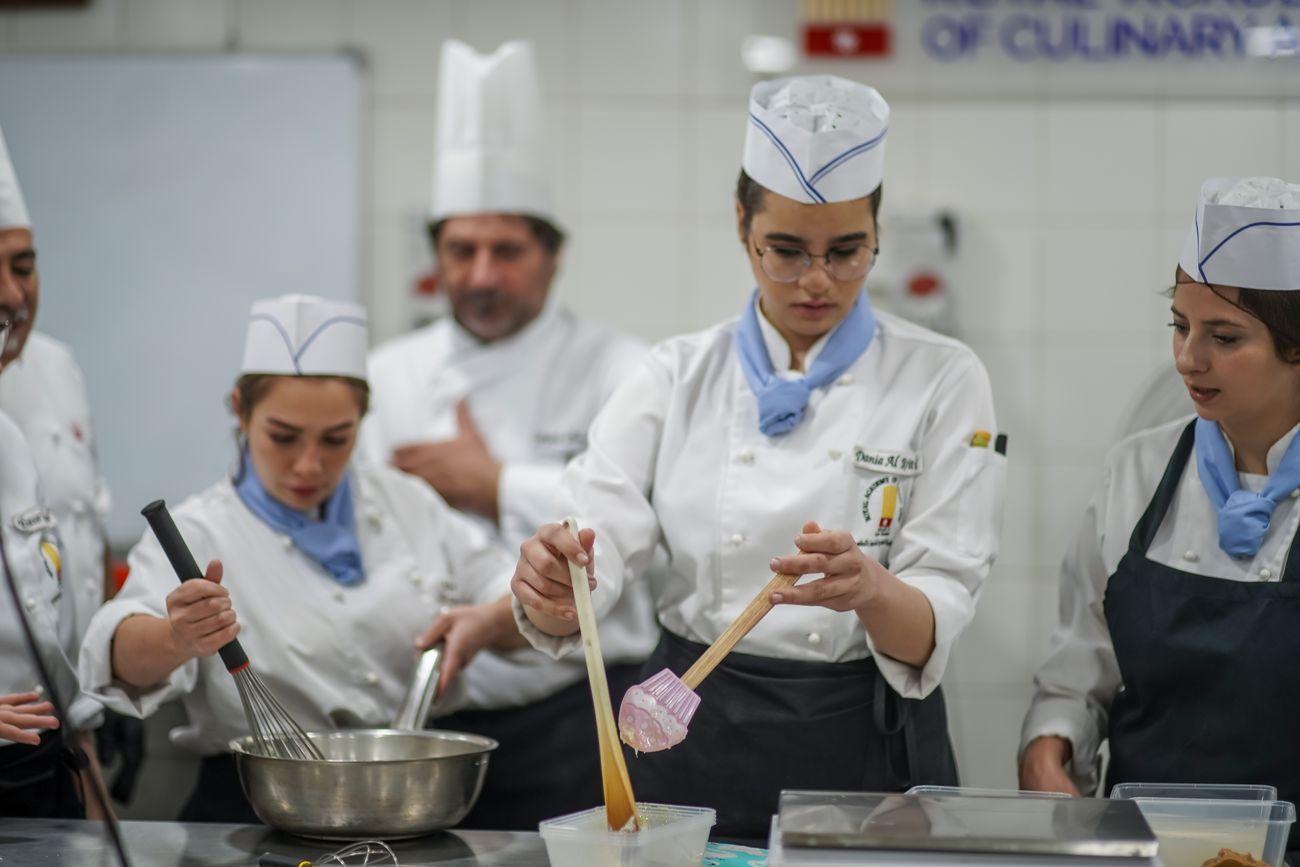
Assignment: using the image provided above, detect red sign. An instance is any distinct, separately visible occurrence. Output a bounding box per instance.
[804,24,892,58]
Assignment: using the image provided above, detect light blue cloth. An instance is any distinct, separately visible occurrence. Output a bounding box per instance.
[734,287,876,436]
[234,453,364,586]
[1194,418,1300,558]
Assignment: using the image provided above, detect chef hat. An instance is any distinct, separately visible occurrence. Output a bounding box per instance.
[0,125,31,231]
[1179,176,1300,291]
[429,39,557,225]
[742,75,889,206]
[240,295,368,380]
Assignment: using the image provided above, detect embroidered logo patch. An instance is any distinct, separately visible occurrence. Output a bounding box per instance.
[10,507,55,535]
[858,476,902,548]
[853,447,921,476]
[40,537,62,583]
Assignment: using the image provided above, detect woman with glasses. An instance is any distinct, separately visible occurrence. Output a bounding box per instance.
[1021,178,1300,839]
[509,75,1006,840]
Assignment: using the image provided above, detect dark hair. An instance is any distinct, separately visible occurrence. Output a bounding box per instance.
[233,373,371,419]
[735,169,883,235]
[1217,287,1300,364]
[427,215,566,254]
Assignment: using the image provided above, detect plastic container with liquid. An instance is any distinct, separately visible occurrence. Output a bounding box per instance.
[1111,782,1294,867]
[539,802,716,867]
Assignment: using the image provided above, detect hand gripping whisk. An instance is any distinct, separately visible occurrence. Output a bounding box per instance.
[142,500,324,761]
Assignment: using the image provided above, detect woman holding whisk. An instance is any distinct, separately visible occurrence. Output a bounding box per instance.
[78,295,521,822]
[510,74,1007,840]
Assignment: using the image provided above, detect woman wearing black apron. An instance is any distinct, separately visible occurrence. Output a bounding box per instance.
[511,74,1006,841]
[1021,176,1300,855]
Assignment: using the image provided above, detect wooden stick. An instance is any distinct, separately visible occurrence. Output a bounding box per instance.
[680,572,799,690]
[564,518,639,832]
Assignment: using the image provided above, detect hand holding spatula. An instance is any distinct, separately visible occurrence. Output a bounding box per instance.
[618,571,799,753]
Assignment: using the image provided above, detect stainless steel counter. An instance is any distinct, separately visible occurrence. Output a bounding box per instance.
[0,818,550,866]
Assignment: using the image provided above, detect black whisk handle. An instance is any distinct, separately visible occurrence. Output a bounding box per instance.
[141,499,202,579]
[141,499,250,674]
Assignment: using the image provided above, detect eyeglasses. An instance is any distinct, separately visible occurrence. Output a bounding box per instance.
[752,242,878,283]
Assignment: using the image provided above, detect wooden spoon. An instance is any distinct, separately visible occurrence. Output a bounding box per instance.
[563,517,639,832]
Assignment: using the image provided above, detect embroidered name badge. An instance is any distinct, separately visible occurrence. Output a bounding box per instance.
[853,448,922,476]
[534,430,587,461]
[10,507,55,535]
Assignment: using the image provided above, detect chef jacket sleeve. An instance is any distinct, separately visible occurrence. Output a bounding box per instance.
[429,488,517,605]
[78,520,208,719]
[871,352,1006,700]
[1019,464,1119,795]
[514,350,669,659]
[497,333,649,550]
[498,461,566,550]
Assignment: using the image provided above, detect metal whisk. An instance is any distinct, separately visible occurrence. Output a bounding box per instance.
[142,500,324,761]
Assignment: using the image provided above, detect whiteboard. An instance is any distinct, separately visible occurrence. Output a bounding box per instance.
[0,55,362,546]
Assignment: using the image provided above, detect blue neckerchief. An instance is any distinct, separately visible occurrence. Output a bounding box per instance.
[734,287,877,436]
[234,453,364,586]
[1194,418,1300,558]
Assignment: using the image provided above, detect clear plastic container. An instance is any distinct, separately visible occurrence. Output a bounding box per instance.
[1111,782,1277,802]
[1111,784,1295,867]
[539,802,716,867]
[907,785,1070,799]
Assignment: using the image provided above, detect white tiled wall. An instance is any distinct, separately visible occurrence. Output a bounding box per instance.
[3,0,1298,796]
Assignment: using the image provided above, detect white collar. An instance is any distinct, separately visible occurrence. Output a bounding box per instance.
[1224,420,1300,479]
[754,294,831,376]
[1266,421,1300,475]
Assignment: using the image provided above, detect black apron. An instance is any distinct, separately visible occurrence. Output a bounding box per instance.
[433,661,643,831]
[628,630,957,843]
[0,728,85,819]
[1104,420,1300,854]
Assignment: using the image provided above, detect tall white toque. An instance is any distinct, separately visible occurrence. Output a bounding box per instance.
[1180,176,1300,290]
[0,125,31,230]
[742,74,889,205]
[429,39,557,224]
[240,295,369,380]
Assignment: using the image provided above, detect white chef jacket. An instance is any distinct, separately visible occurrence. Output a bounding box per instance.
[517,308,1006,700]
[0,332,112,650]
[77,463,517,755]
[361,303,660,705]
[0,408,100,741]
[1021,416,1300,794]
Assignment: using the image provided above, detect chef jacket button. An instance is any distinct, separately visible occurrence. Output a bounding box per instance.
[807,632,822,646]
[828,448,842,460]
[1260,568,1273,581]
[364,672,379,685]
[33,684,44,697]
[332,589,346,603]
[24,596,36,610]
[368,512,383,532]
[1182,550,1199,563]
[837,374,854,386]
[280,534,294,550]
[730,533,745,546]
[408,572,422,586]
[736,449,755,465]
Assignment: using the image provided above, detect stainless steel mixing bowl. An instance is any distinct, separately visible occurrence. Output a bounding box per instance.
[230,728,497,839]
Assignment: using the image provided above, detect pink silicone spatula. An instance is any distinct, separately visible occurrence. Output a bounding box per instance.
[617,571,799,753]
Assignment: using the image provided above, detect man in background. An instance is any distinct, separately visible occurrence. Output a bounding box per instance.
[360,39,656,830]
